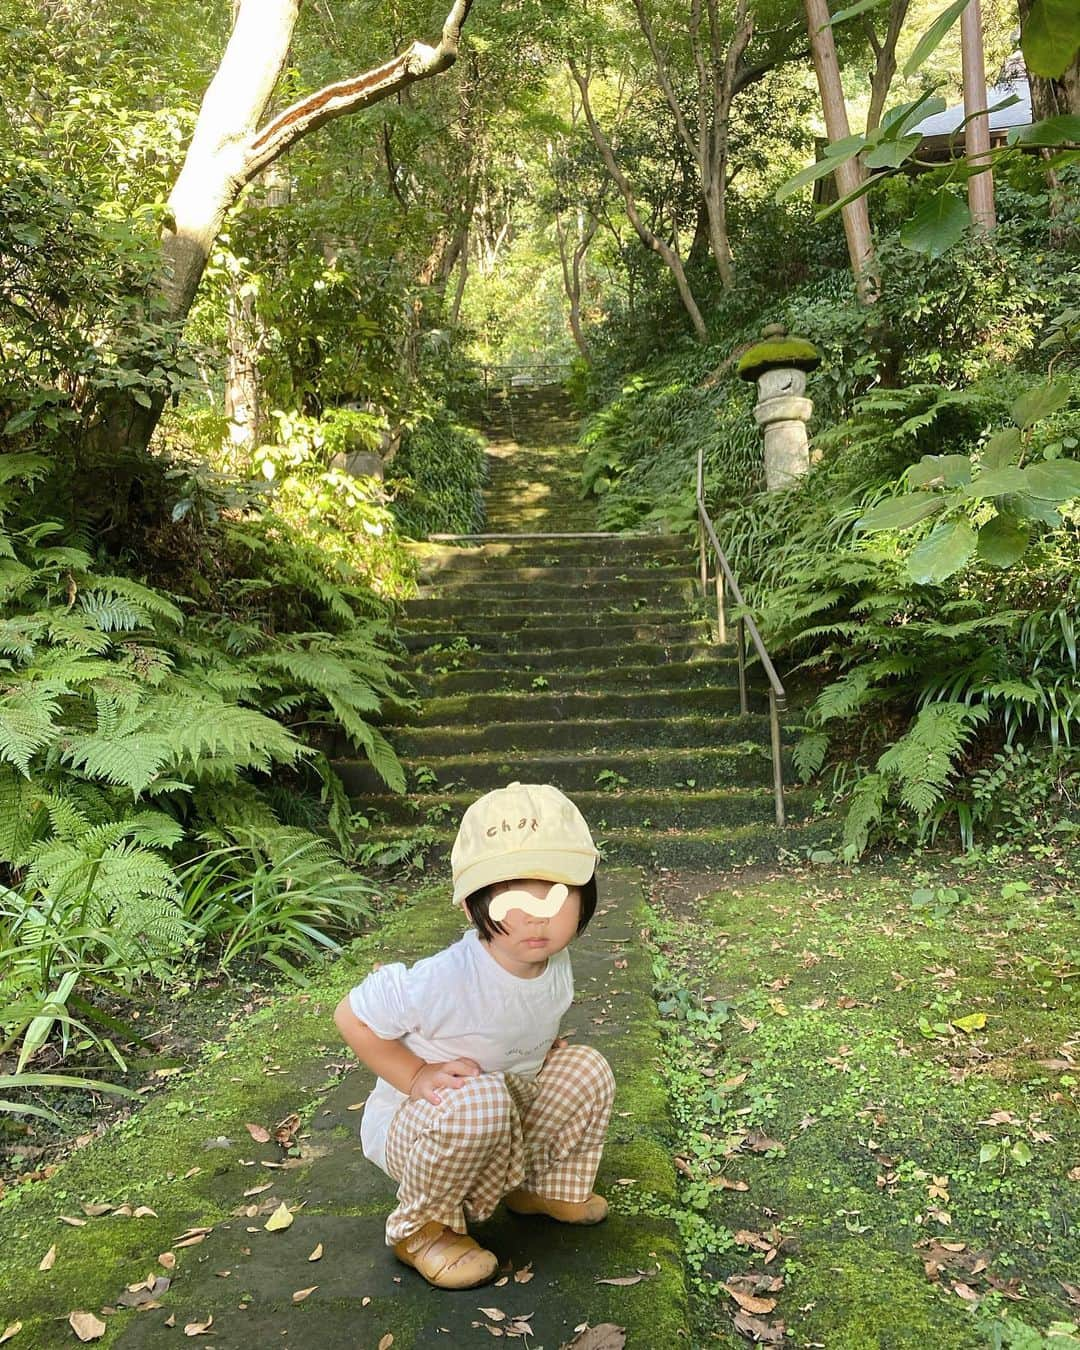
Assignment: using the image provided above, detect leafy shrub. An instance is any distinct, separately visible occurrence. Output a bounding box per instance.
[387,404,488,538]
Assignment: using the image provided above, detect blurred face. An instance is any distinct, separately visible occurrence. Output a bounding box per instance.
[483,877,582,979]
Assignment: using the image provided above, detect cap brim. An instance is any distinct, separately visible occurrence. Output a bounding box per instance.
[453,848,598,906]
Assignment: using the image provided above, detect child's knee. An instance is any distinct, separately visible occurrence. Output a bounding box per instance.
[439,1070,515,1130]
[558,1043,615,1095]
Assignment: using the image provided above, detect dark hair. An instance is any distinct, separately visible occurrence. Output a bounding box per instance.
[464,875,598,942]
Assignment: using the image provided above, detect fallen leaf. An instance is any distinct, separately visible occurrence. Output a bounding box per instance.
[713,1176,750,1191]
[133,1206,157,1218]
[745,1130,785,1153]
[378,1336,394,1350]
[308,1243,323,1261]
[479,1307,506,1320]
[292,1286,318,1303]
[725,1283,777,1315]
[182,1166,201,1179]
[732,1309,785,1344]
[174,1233,207,1248]
[68,1312,107,1342]
[952,1013,987,1034]
[59,1216,87,1227]
[514,1263,534,1284]
[346,1100,367,1111]
[952,1282,980,1302]
[1068,1166,1080,1182]
[264,1202,294,1232]
[558,1325,626,1349]
[244,1123,271,1143]
[243,1182,273,1197]
[81,1203,114,1217]
[183,1316,214,1336]
[38,1245,56,1271]
[0,1324,21,1344]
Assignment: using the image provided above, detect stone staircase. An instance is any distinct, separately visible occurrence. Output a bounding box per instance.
[337,389,825,872]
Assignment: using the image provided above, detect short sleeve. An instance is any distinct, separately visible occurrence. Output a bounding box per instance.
[347,963,420,1040]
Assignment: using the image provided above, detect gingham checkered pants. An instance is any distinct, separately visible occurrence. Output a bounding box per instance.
[382,1043,615,1246]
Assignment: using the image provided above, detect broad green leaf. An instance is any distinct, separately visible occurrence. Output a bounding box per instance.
[822,0,888,28]
[903,0,972,77]
[977,514,1029,568]
[882,91,947,137]
[1010,1139,1034,1166]
[825,132,872,159]
[979,1142,1000,1164]
[900,189,969,258]
[864,134,922,169]
[952,1012,986,1033]
[908,455,972,488]
[1021,0,1080,78]
[1010,115,1080,147]
[1024,458,1080,500]
[908,520,977,584]
[982,428,1022,469]
[855,494,946,532]
[776,151,857,203]
[964,467,1029,499]
[1006,493,1063,525]
[1011,378,1072,429]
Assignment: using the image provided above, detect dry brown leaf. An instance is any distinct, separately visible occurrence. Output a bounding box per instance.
[244,1123,271,1143]
[952,1282,980,1302]
[731,1310,785,1344]
[59,1216,87,1227]
[0,1324,21,1344]
[308,1243,323,1262]
[243,1182,273,1197]
[595,1274,646,1286]
[183,1315,214,1336]
[558,1325,626,1350]
[38,1245,56,1271]
[68,1311,107,1342]
[81,1203,114,1217]
[514,1263,534,1284]
[346,1100,367,1111]
[1061,1282,1080,1308]
[292,1286,318,1303]
[157,1251,176,1270]
[182,1166,201,1179]
[479,1307,506,1320]
[1068,1166,1080,1182]
[133,1206,157,1218]
[745,1130,785,1154]
[713,1176,750,1191]
[174,1234,206,1248]
[721,1072,749,1091]
[378,1336,394,1350]
[725,1284,777,1315]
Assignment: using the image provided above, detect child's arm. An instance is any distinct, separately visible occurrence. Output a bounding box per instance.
[333,996,481,1104]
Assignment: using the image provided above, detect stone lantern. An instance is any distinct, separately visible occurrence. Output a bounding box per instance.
[737,325,821,491]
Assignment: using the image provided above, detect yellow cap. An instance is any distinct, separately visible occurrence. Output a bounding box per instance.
[451,781,599,907]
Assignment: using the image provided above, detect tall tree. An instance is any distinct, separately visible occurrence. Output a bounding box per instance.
[88,0,473,460]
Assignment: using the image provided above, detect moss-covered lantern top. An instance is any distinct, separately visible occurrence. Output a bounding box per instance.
[737,327,821,383]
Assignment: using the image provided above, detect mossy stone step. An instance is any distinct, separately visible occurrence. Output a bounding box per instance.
[407,582,694,611]
[397,620,711,652]
[360,711,779,758]
[407,538,689,569]
[337,743,793,795]
[405,639,728,672]
[416,564,690,586]
[384,686,745,728]
[358,784,815,829]
[410,657,740,695]
[362,818,831,872]
[398,606,704,632]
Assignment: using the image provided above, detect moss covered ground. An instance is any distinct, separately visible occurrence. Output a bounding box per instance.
[639,854,1080,1349]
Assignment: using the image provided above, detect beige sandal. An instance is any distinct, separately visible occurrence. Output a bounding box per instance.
[392,1220,499,1289]
[504,1187,608,1225]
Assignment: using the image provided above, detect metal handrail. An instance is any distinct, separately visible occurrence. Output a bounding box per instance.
[696,444,787,827]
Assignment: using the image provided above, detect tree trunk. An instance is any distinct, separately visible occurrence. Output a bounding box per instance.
[570,61,708,342]
[864,0,911,133]
[224,278,265,457]
[86,0,474,460]
[804,0,877,301]
[1017,0,1080,119]
[961,0,995,232]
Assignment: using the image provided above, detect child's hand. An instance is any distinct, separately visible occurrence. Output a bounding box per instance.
[409,1057,482,1105]
[542,1037,568,1066]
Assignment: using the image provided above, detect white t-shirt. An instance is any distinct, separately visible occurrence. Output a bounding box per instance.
[348,927,574,1176]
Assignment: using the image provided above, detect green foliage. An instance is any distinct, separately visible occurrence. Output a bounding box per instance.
[387,405,489,538]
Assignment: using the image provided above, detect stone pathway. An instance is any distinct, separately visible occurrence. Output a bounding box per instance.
[1,388,818,1348]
